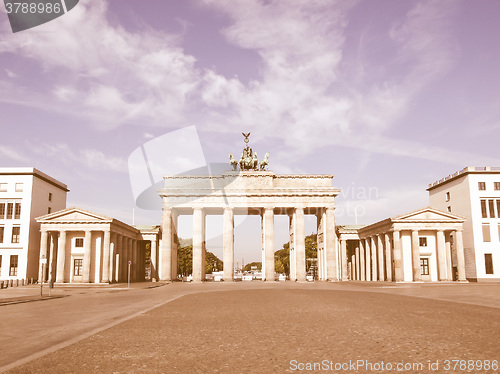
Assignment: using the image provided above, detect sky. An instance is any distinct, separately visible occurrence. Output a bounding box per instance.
[1,0,500,263]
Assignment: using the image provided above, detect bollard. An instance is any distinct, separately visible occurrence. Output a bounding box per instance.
[0,281,3,289]
[16,279,19,287]
[22,279,25,286]
[31,278,33,285]
[9,279,13,287]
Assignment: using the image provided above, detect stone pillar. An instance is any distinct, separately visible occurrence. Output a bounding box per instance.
[193,208,205,282]
[263,207,275,281]
[223,207,234,281]
[151,238,157,281]
[101,230,111,283]
[114,235,121,283]
[355,246,360,281]
[160,203,173,281]
[411,230,421,282]
[48,233,56,283]
[82,230,92,283]
[436,230,447,281]
[393,230,403,282]
[371,237,377,281]
[56,230,67,283]
[455,230,467,281]
[377,235,384,281]
[340,239,348,281]
[109,234,115,283]
[39,229,48,281]
[365,238,371,281]
[384,233,392,282]
[324,208,338,281]
[289,212,296,281]
[171,210,178,281]
[359,240,365,281]
[132,239,138,282]
[445,232,453,281]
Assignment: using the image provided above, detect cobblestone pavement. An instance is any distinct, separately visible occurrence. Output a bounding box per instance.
[2,282,499,374]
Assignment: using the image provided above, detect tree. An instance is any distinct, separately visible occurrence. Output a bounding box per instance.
[243,262,262,271]
[176,237,223,276]
[275,234,317,274]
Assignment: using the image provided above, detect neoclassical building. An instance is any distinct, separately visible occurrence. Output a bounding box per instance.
[28,136,473,284]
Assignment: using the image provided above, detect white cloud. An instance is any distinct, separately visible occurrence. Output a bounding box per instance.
[30,143,127,172]
[0,145,29,162]
[0,0,199,129]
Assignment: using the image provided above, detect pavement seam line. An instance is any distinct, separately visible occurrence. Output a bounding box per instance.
[0,292,189,374]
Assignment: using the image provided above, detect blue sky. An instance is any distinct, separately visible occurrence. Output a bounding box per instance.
[1,0,500,262]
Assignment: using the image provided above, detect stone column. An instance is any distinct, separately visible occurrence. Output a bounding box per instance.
[294,207,306,282]
[39,229,48,282]
[56,230,67,283]
[393,230,403,282]
[377,235,384,281]
[160,203,173,281]
[411,230,421,282]
[193,208,205,282]
[109,234,115,283]
[151,237,157,281]
[223,207,234,281]
[340,239,348,281]
[436,230,447,281]
[171,210,179,281]
[48,233,56,283]
[371,237,377,281]
[132,239,138,282]
[384,233,392,282]
[289,212,296,281]
[355,246,360,280]
[263,208,276,281]
[115,235,121,283]
[359,240,365,281]
[101,230,111,283]
[82,230,92,283]
[455,230,467,281]
[324,208,338,281]
[365,238,371,281]
[445,232,453,281]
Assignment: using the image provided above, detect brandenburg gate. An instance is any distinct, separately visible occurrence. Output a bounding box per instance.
[158,134,340,282]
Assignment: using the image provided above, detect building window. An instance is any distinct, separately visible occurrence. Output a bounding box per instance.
[445,192,450,202]
[447,206,452,213]
[15,183,23,192]
[0,183,7,192]
[74,259,83,276]
[481,200,488,218]
[488,200,496,218]
[482,224,491,242]
[75,238,84,247]
[47,207,51,214]
[6,203,13,219]
[9,255,18,276]
[478,182,486,190]
[495,182,500,191]
[11,226,20,244]
[14,203,21,219]
[0,226,3,243]
[48,192,52,202]
[419,237,428,247]
[0,203,4,218]
[485,254,494,275]
[420,258,429,275]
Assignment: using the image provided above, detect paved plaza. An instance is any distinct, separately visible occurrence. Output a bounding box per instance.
[1,282,499,373]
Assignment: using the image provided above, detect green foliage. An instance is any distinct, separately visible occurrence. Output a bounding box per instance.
[243,262,262,271]
[275,234,317,274]
[177,245,193,276]
[205,251,223,274]
[176,241,223,275]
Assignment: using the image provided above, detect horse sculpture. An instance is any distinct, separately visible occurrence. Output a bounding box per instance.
[229,153,238,171]
[260,152,269,171]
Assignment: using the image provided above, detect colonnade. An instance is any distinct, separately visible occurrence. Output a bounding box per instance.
[159,204,338,282]
[39,228,140,283]
[347,229,466,282]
